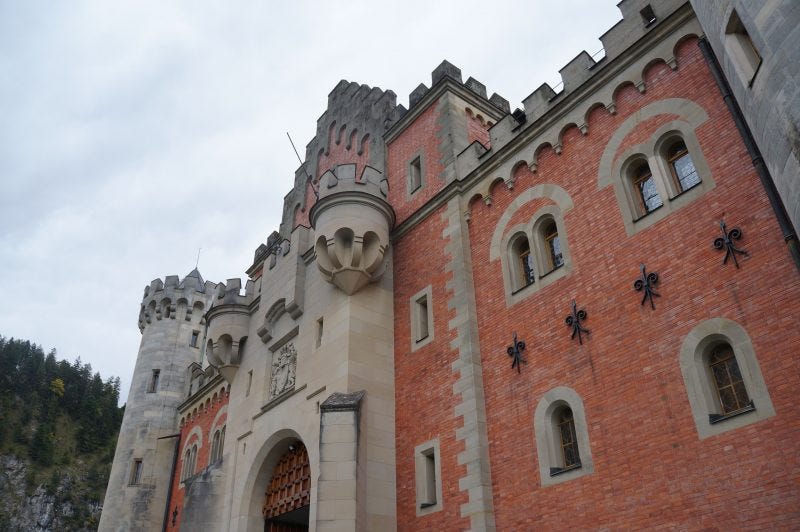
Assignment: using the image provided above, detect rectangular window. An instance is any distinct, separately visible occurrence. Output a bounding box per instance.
[415,296,429,342]
[409,156,422,193]
[246,370,253,397]
[316,317,324,348]
[148,369,160,393]
[415,439,442,515]
[129,459,143,485]
[410,286,434,351]
[190,330,199,347]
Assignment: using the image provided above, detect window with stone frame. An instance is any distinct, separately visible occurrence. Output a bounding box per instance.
[707,342,753,419]
[510,234,535,291]
[533,387,594,487]
[665,139,700,194]
[724,9,762,86]
[129,459,143,485]
[678,318,775,439]
[414,438,443,516]
[630,160,663,217]
[539,218,564,273]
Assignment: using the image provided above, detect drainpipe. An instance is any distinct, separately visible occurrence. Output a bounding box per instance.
[160,432,181,532]
[698,37,800,272]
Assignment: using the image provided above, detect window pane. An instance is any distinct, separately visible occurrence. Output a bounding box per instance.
[673,154,700,190]
[638,176,663,213]
[523,253,535,285]
[550,235,564,268]
[712,362,731,387]
[718,387,737,413]
[728,358,743,382]
[733,381,750,408]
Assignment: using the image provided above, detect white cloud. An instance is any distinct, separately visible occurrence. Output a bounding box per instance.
[0,0,621,403]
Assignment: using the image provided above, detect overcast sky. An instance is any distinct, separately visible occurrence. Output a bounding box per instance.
[0,0,622,404]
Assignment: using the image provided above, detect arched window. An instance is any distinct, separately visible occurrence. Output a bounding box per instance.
[211,430,221,463]
[707,342,751,416]
[666,140,700,192]
[555,406,580,469]
[533,387,594,486]
[182,448,191,481]
[631,160,662,216]
[510,234,535,290]
[540,219,564,273]
[679,318,774,439]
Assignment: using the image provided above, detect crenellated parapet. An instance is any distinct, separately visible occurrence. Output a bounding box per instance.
[279,80,399,238]
[310,163,394,295]
[205,278,254,382]
[138,269,219,333]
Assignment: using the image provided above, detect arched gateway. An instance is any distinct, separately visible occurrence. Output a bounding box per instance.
[262,441,310,531]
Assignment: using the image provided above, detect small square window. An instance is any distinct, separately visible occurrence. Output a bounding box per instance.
[640,5,656,27]
[190,330,199,347]
[148,369,160,393]
[129,459,143,485]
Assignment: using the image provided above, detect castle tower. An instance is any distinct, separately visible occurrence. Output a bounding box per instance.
[99,269,217,531]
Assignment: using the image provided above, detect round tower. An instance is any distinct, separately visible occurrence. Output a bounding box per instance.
[99,269,216,531]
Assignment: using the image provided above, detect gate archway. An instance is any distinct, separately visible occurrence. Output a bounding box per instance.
[262,441,310,532]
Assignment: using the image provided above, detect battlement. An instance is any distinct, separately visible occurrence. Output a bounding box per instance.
[212,277,254,307]
[317,163,388,201]
[138,269,220,332]
[398,59,511,118]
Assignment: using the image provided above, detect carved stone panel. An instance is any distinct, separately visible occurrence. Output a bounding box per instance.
[269,343,297,399]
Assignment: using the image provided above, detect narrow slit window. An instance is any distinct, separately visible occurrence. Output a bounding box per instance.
[409,156,422,192]
[129,459,143,485]
[148,369,160,393]
[416,296,429,342]
[422,450,437,507]
[246,369,253,397]
[316,317,324,348]
[190,330,199,347]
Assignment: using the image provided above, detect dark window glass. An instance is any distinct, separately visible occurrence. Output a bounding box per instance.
[557,407,580,468]
[708,344,750,414]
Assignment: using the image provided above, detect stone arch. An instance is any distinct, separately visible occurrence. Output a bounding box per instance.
[583,101,611,127]
[489,184,574,261]
[325,121,336,155]
[598,98,709,188]
[358,133,370,156]
[641,57,671,82]
[238,429,311,532]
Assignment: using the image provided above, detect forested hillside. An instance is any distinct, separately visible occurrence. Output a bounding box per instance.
[0,335,124,530]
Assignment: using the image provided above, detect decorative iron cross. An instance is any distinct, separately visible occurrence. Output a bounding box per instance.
[565,299,589,344]
[713,220,748,268]
[633,263,660,309]
[506,332,526,373]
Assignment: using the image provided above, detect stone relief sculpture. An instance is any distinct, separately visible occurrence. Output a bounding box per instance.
[270,343,297,398]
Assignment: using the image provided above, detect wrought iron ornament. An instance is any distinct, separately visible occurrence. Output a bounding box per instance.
[506,332,526,373]
[633,263,660,309]
[565,299,590,344]
[713,220,748,268]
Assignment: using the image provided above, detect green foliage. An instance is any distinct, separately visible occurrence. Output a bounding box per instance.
[0,334,125,525]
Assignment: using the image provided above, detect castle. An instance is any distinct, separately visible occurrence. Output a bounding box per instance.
[99,1,800,530]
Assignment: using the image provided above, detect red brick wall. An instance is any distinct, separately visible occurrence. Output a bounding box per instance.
[393,203,470,531]
[387,102,447,225]
[465,109,491,147]
[166,383,230,532]
[393,37,800,529]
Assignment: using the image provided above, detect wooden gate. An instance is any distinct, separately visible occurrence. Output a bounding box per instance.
[263,441,310,531]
